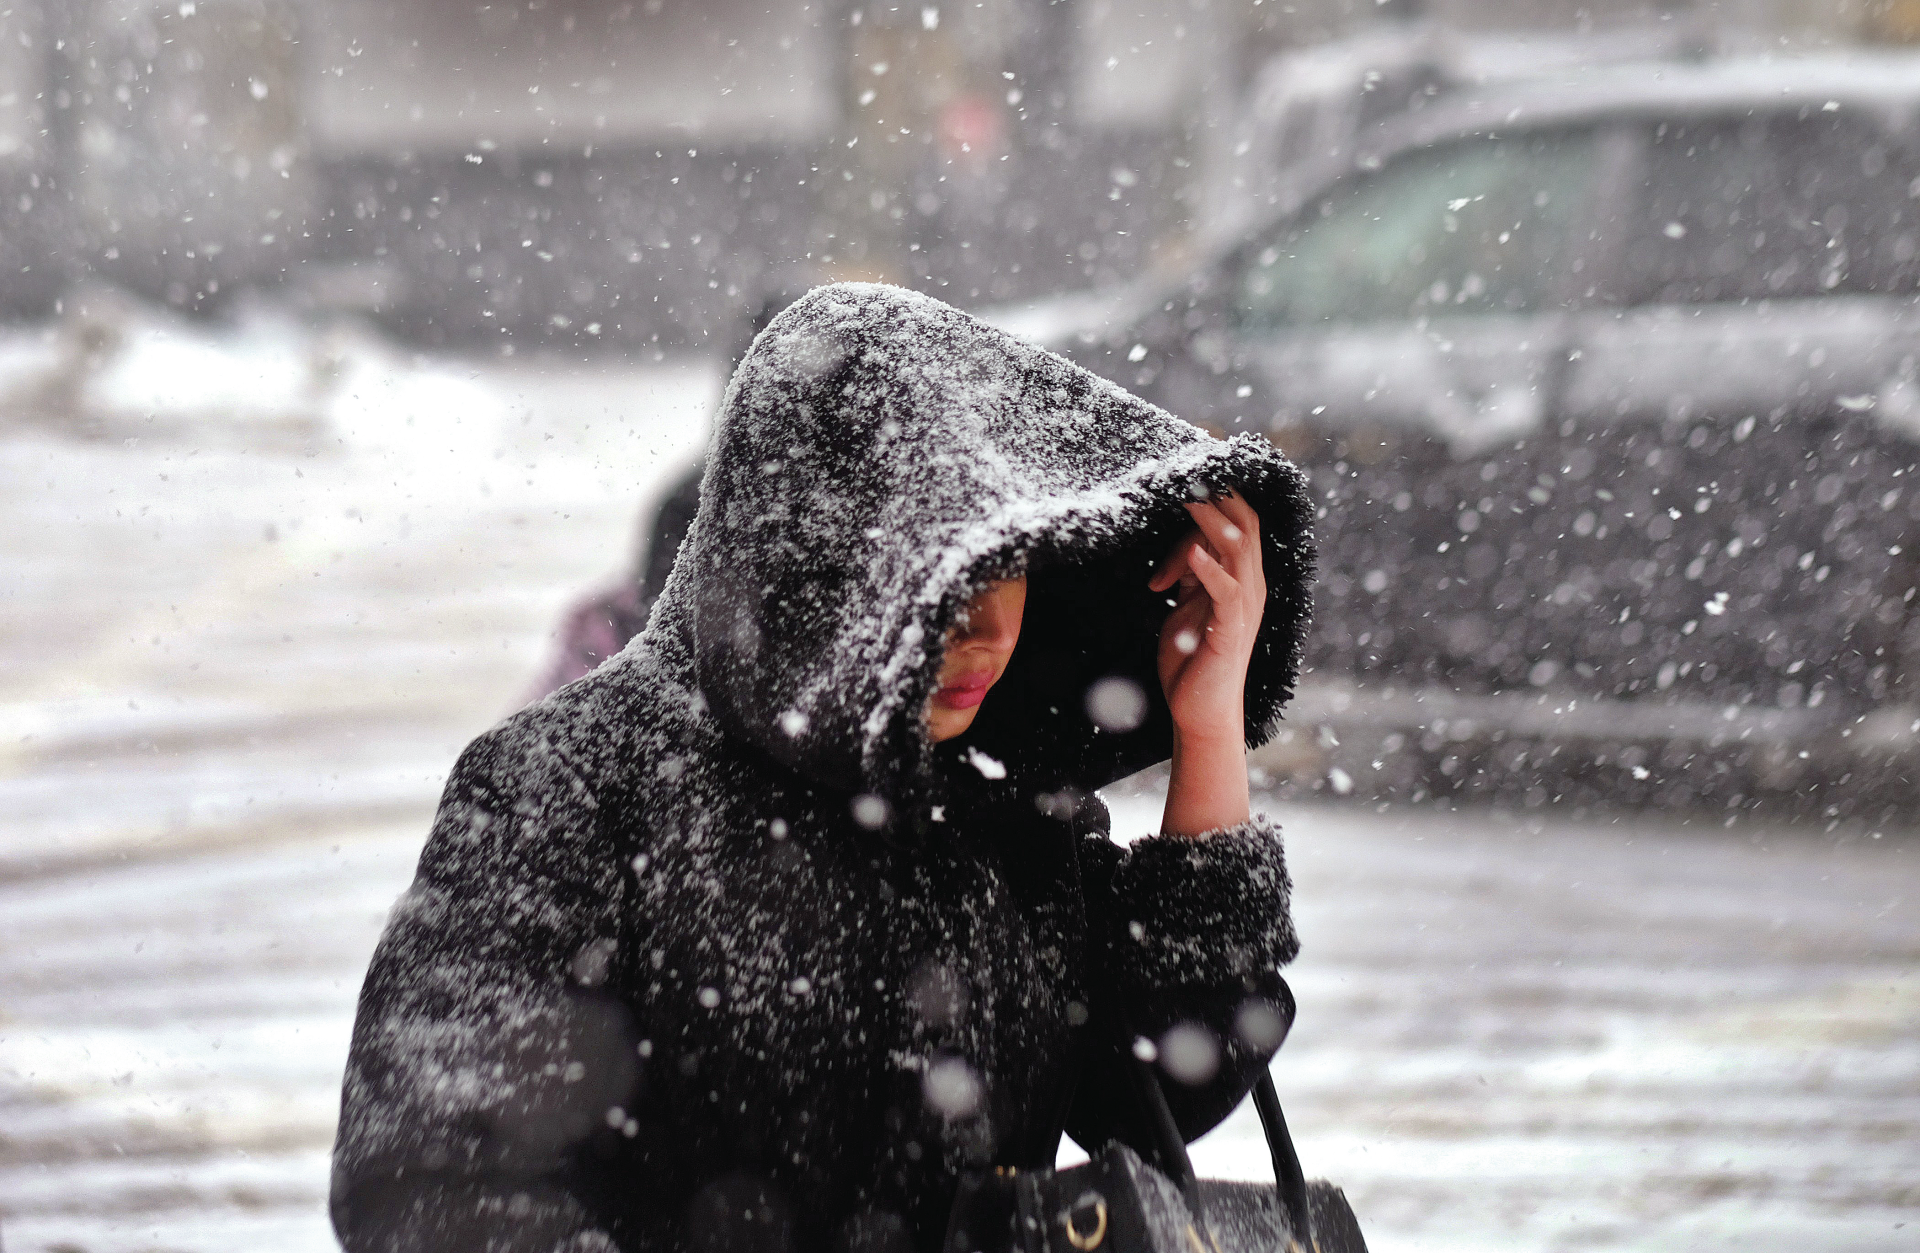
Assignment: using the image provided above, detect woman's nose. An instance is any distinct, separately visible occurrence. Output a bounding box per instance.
[960,602,1018,651]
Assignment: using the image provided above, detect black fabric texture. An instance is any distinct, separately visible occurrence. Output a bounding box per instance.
[331,284,1316,1253]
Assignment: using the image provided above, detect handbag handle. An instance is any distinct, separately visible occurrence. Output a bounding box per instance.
[1122,977,1314,1253]
[1251,1071,1314,1253]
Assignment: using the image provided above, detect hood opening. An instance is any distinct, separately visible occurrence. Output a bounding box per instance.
[933,469,1311,807]
[939,516,1182,799]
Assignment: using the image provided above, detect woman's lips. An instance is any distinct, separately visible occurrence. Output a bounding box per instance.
[934,671,994,711]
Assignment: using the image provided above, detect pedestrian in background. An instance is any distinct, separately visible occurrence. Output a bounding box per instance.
[527,288,806,700]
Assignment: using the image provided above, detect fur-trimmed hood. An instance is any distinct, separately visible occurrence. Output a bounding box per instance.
[654,282,1314,805]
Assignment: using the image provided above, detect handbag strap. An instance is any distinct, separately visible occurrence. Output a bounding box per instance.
[1121,977,1314,1253]
[1122,1034,1208,1217]
[1252,1072,1314,1253]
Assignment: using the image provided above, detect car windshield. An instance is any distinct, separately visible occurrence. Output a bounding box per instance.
[1625,110,1920,304]
[1232,128,1603,329]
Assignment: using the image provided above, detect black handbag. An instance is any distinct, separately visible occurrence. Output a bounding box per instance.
[943,978,1366,1253]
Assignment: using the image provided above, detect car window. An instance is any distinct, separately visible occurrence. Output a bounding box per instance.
[1231,129,1603,330]
[1626,111,1920,305]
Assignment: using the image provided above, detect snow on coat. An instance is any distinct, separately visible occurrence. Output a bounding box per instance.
[330,284,1317,1253]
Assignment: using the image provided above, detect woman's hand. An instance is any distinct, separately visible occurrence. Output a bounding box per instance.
[1149,491,1266,836]
[1152,492,1266,741]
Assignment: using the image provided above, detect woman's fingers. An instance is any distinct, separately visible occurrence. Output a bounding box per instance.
[1203,494,1267,604]
[1188,545,1243,635]
[1153,495,1260,591]
[1215,490,1260,539]
[1213,489,1259,552]
[1183,500,1240,552]
[1160,587,1210,651]
[1183,501,1253,580]
[1151,517,1224,595]
[1156,494,1270,743]
[1152,496,1266,657]
[1148,532,1200,592]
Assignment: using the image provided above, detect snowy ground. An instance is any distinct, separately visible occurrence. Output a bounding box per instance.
[1,324,1915,1251]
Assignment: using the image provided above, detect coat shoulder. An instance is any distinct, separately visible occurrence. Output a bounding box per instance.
[416,702,622,894]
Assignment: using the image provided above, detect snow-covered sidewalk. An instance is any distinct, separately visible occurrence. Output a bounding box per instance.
[2,336,1915,1251]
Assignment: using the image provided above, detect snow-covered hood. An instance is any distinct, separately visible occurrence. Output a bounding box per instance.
[651,283,1314,802]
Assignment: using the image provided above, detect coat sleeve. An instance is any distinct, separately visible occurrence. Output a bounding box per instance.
[1064,797,1299,1156]
[330,723,640,1253]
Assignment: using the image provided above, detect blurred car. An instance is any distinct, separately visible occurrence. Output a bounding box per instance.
[1212,15,1701,241]
[1003,50,1920,822]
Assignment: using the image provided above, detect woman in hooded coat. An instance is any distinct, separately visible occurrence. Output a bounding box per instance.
[331,284,1316,1253]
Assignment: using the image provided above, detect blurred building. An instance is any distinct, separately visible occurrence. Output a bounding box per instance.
[1,0,1916,346]
[296,0,1224,343]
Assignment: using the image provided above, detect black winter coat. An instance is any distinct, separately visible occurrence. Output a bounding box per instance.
[331,285,1317,1253]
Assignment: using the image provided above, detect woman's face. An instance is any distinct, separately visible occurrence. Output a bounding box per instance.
[926,577,1027,743]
